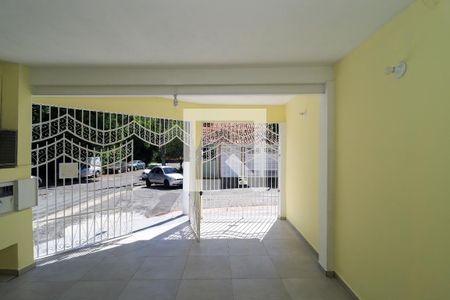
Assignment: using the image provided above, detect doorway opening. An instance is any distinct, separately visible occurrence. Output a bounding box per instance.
[198,122,281,239]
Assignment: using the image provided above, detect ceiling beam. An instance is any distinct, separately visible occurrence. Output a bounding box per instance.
[30,65,333,95]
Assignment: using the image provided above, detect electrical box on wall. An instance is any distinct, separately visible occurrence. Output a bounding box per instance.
[0,178,38,215]
[0,130,18,168]
[15,178,38,211]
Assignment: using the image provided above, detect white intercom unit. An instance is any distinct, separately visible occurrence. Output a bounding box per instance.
[0,178,38,215]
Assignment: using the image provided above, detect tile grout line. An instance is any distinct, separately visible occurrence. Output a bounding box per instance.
[227,239,237,300]
[262,231,304,300]
[175,241,193,299]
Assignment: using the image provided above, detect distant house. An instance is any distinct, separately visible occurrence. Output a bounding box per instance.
[201,123,279,188]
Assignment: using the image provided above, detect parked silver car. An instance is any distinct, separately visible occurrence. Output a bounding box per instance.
[141,162,162,180]
[80,157,102,178]
[146,166,183,188]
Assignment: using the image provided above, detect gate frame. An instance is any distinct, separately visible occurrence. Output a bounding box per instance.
[199,121,282,222]
[183,109,285,241]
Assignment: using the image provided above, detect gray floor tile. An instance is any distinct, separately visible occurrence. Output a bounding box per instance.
[230,255,278,278]
[189,240,229,256]
[107,241,152,258]
[263,239,315,257]
[0,221,347,300]
[81,256,145,281]
[133,256,187,279]
[118,279,180,300]
[263,227,299,240]
[183,255,231,279]
[2,281,74,300]
[176,279,233,300]
[0,275,27,293]
[145,241,192,257]
[59,280,128,300]
[271,221,297,231]
[21,256,101,282]
[270,254,322,278]
[233,278,292,300]
[228,239,267,256]
[283,277,352,300]
[0,274,15,282]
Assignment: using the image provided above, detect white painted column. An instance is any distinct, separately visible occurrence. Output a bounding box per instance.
[182,121,196,216]
[182,162,190,215]
[278,122,287,219]
[319,81,335,273]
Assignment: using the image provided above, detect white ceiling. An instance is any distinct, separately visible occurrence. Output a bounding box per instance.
[0,0,413,66]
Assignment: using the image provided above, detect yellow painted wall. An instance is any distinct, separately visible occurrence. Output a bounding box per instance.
[0,62,34,271]
[285,95,320,250]
[33,96,286,123]
[334,0,450,298]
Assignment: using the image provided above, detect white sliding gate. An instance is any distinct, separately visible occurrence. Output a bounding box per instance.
[201,122,280,222]
[31,104,191,258]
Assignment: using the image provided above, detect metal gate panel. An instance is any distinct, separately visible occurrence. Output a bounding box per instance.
[32,138,133,258]
[31,104,191,258]
[201,122,280,222]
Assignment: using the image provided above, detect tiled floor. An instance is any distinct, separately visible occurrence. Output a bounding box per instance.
[0,219,353,300]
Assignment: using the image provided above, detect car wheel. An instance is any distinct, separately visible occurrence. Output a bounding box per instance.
[146,179,152,188]
[95,171,100,178]
[164,179,170,188]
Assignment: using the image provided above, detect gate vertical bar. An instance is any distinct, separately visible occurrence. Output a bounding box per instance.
[71,138,74,249]
[62,137,66,250]
[78,141,82,247]
[85,143,89,245]
[35,139,40,256]
[53,137,57,253]
[130,140,134,233]
[45,140,49,256]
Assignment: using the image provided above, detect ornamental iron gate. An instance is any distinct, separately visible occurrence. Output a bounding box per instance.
[31,104,191,258]
[201,122,280,222]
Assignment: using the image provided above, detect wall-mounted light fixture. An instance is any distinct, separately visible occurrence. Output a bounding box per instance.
[173,94,179,107]
[299,110,307,120]
[385,61,407,78]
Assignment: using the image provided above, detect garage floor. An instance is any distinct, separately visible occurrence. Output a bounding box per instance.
[0,218,352,300]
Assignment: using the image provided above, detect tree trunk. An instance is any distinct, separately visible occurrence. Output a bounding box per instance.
[161,145,166,166]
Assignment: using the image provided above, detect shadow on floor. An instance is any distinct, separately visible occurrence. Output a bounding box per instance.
[0,218,353,300]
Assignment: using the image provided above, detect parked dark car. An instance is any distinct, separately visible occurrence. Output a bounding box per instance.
[104,161,130,174]
[130,160,146,170]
